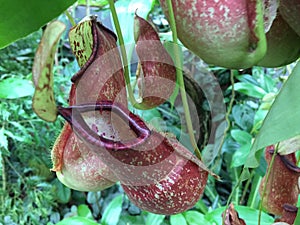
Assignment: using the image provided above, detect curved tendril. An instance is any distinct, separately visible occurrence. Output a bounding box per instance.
[57,101,151,151]
[268,148,300,173]
[279,154,300,173]
[283,203,298,213]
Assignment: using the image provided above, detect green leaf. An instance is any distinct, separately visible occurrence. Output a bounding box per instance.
[32,20,66,122]
[3,129,25,142]
[52,178,71,204]
[183,211,212,225]
[295,208,300,225]
[8,121,30,144]
[101,195,123,225]
[231,143,252,167]
[232,104,255,132]
[253,108,268,132]
[0,128,8,150]
[246,173,262,208]
[231,82,267,98]
[78,0,109,7]
[231,129,252,145]
[78,204,93,219]
[170,214,187,225]
[256,70,277,93]
[87,192,101,204]
[145,213,165,225]
[236,74,259,86]
[194,199,209,214]
[0,0,75,49]
[230,129,252,167]
[0,128,9,156]
[56,217,100,225]
[237,206,274,225]
[205,205,274,225]
[246,61,300,168]
[117,214,145,225]
[0,77,34,99]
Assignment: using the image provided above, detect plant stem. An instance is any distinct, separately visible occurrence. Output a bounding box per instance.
[1,154,6,210]
[240,170,254,205]
[95,191,102,212]
[196,199,209,214]
[222,168,244,224]
[219,70,235,151]
[234,168,240,204]
[109,0,204,159]
[258,145,278,225]
[296,151,300,166]
[211,69,235,173]
[166,0,202,160]
[86,0,90,16]
[249,175,262,208]
[205,185,221,208]
[9,119,43,124]
[221,70,242,225]
[65,10,76,27]
[108,0,140,108]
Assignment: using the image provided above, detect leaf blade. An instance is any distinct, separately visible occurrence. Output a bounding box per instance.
[101,195,123,225]
[145,213,165,225]
[0,0,75,49]
[55,217,100,225]
[170,213,187,225]
[232,82,267,98]
[246,61,300,168]
[0,77,34,99]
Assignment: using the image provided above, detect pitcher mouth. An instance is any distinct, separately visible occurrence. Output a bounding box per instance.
[57,100,151,151]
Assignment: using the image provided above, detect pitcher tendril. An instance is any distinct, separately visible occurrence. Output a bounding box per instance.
[166,0,202,160]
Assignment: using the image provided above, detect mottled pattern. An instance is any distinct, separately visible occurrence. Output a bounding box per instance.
[69,18,94,68]
[32,21,66,122]
[122,144,208,214]
[52,123,117,192]
[74,21,126,105]
[259,146,300,216]
[69,18,135,147]
[82,130,176,186]
[159,0,267,68]
[53,17,209,214]
[135,15,176,109]
[52,17,129,191]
